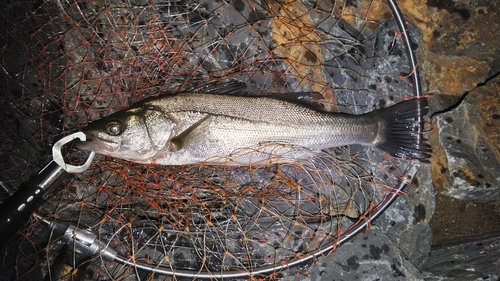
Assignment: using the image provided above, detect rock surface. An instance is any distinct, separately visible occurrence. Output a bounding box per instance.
[435,77,500,200]
[397,0,500,279]
[422,236,500,281]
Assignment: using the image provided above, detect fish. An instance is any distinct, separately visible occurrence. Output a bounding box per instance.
[77,88,431,166]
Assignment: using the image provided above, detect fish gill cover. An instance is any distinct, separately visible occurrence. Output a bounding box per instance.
[0,0,427,280]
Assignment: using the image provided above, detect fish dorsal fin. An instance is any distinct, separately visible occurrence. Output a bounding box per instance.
[192,81,248,95]
[143,109,176,150]
[266,92,327,112]
[170,114,211,151]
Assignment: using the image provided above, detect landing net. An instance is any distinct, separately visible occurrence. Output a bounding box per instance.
[0,0,423,279]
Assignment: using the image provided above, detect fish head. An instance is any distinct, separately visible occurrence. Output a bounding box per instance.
[78,106,176,162]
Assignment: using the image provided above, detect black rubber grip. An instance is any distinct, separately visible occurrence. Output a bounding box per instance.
[0,161,67,241]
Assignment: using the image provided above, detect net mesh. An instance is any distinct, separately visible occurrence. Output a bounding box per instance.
[0,0,421,279]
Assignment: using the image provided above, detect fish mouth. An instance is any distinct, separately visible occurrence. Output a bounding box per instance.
[76,136,119,153]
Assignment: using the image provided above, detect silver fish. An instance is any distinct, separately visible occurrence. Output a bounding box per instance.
[78,91,430,165]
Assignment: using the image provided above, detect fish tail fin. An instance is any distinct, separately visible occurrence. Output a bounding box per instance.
[372,97,431,162]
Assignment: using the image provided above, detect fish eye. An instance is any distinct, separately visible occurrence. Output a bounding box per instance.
[106,121,122,136]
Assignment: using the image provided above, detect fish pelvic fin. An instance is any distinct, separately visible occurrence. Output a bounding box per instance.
[372,97,431,162]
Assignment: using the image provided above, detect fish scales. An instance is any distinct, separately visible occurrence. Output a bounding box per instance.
[148,93,336,124]
[147,93,378,148]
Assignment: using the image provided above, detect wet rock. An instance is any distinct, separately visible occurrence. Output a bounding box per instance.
[281,164,435,280]
[421,52,489,96]
[422,235,500,281]
[296,227,425,280]
[396,1,500,280]
[372,164,434,269]
[399,0,500,62]
[398,0,500,115]
[435,76,500,200]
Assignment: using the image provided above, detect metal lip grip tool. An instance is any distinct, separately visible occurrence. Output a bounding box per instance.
[0,132,94,240]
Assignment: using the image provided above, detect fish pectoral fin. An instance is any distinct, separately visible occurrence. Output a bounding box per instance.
[170,114,211,150]
[266,92,327,112]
